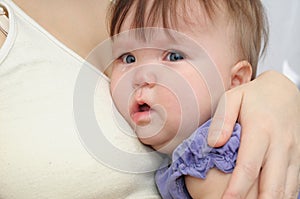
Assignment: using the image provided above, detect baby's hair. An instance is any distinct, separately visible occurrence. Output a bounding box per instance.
[107,0,268,79]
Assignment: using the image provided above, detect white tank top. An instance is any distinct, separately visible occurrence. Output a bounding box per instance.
[0,0,162,198]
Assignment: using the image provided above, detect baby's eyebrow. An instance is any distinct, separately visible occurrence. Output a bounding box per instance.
[111,29,208,59]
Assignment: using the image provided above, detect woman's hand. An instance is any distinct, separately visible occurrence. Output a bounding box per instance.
[208,70,300,199]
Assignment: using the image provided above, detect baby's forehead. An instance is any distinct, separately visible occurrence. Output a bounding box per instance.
[118,0,229,40]
[175,2,230,34]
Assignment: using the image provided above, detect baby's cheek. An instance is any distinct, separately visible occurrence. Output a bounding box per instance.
[109,75,118,92]
[196,89,213,125]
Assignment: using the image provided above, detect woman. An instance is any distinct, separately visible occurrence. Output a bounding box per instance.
[0,0,299,198]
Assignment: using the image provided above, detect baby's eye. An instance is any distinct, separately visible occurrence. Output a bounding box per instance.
[165,51,184,62]
[121,53,136,64]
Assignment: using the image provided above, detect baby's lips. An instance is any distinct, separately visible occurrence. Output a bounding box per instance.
[131,110,151,126]
[130,100,152,125]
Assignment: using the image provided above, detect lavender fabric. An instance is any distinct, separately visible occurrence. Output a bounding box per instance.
[155,119,241,199]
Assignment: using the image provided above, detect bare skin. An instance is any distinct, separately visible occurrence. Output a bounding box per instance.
[0,30,5,46]
[1,1,299,198]
[186,169,259,199]
[10,0,109,58]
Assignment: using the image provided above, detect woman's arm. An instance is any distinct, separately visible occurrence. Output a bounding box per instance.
[208,70,300,199]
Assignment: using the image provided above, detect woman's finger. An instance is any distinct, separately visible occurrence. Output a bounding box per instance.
[283,163,300,198]
[258,144,288,199]
[222,124,269,199]
[208,88,243,147]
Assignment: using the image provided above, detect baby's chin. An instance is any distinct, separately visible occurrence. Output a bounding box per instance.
[135,136,171,155]
[150,141,179,155]
[131,123,181,155]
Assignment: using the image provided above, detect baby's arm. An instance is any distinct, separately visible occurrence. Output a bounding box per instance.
[155,121,245,198]
[185,169,258,199]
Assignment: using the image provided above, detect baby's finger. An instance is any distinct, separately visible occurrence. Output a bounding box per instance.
[222,126,269,199]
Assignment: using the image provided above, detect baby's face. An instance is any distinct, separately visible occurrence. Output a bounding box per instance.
[110,4,236,154]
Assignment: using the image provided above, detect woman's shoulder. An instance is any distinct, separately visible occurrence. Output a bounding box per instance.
[11,0,110,58]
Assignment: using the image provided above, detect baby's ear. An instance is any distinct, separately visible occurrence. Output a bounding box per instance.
[230,60,252,89]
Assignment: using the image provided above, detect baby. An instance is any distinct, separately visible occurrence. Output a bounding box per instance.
[108,0,268,198]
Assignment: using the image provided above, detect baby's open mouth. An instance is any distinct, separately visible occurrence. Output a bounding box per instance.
[131,102,152,125]
[139,103,150,112]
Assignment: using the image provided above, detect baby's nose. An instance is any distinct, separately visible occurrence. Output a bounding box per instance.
[133,67,157,89]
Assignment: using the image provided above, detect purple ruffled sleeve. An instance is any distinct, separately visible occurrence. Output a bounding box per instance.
[155,119,241,199]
